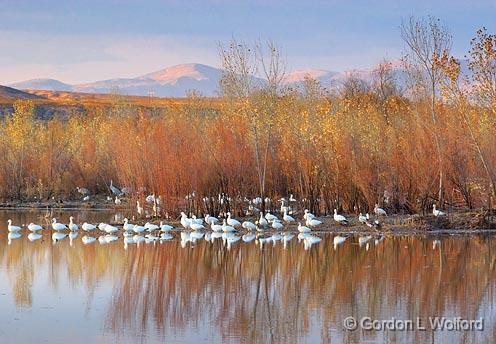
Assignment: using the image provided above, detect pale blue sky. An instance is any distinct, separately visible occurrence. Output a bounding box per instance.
[0,0,495,84]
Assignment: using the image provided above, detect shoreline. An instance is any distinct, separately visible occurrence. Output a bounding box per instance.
[1,202,494,233]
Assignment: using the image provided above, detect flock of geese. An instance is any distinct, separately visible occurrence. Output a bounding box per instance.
[4,202,448,249]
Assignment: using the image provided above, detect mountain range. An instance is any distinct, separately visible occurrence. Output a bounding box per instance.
[8,61,470,97]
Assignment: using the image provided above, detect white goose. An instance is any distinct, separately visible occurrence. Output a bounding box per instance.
[144,222,159,231]
[271,220,284,230]
[333,209,348,225]
[283,209,295,223]
[358,213,368,224]
[258,213,268,227]
[105,224,119,234]
[306,217,322,227]
[180,212,192,229]
[190,222,205,231]
[7,220,21,232]
[222,219,236,232]
[69,217,79,231]
[265,212,278,222]
[204,214,219,225]
[159,221,173,232]
[211,222,223,232]
[82,222,96,231]
[7,219,21,232]
[226,212,241,228]
[297,222,311,233]
[123,218,135,231]
[432,204,446,217]
[133,224,146,233]
[242,221,257,231]
[51,218,68,231]
[303,209,315,221]
[28,223,43,232]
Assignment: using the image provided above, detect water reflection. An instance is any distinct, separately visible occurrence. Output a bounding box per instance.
[0,210,495,343]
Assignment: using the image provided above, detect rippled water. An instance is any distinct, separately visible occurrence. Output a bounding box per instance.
[0,209,495,344]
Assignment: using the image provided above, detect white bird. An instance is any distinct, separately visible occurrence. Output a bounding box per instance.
[144,222,159,231]
[258,213,268,227]
[333,209,348,224]
[114,197,122,205]
[82,235,96,245]
[265,212,278,222]
[191,215,203,225]
[7,220,22,232]
[432,204,446,217]
[226,212,241,227]
[204,214,219,225]
[242,221,257,231]
[297,222,311,233]
[358,213,368,224]
[303,209,315,220]
[69,216,79,231]
[306,218,322,227]
[159,221,173,231]
[283,209,295,223]
[271,220,284,230]
[123,218,134,231]
[51,218,67,231]
[190,222,205,231]
[28,232,42,241]
[98,222,108,231]
[104,224,119,234]
[222,219,236,232]
[83,196,90,201]
[145,194,156,204]
[374,204,387,217]
[180,212,192,229]
[27,223,43,232]
[333,235,347,249]
[211,223,223,232]
[82,222,96,231]
[133,224,146,233]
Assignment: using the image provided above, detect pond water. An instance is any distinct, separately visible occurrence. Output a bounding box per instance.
[0,209,495,343]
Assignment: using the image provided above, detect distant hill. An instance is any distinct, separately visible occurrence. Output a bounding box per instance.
[9,79,73,92]
[9,60,472,97]
[0,85,43,100]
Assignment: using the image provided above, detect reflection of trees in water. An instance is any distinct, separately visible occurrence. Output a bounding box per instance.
[1,228,496,343]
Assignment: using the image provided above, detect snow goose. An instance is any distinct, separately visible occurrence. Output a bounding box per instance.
[358,213,368,224]
[306,217,322,227]
[28,223,43,232]
[297,222,311,233]
[258,213,268,228]
[271,220,284,230]
[432,204,446,217]
[222,219,236,232]
[51,218,67,231]
[303,209,315,221]
[333,209,348,225]
[7,220,21,232]
[242,221,257,231]
[123,218,134,231]
[69,217,79,231]
[226,212,241,228]
[159,221,173,231]
[283,209,295,223]
[204,214,219,225]
[82,222,96,231]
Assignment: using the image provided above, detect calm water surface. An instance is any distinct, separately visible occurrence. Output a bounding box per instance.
[0,209,495,344]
